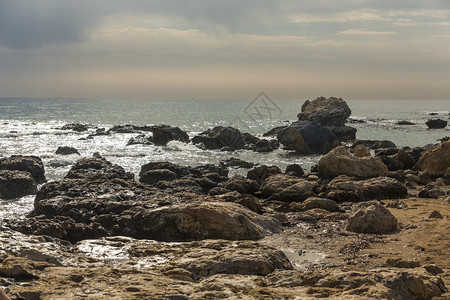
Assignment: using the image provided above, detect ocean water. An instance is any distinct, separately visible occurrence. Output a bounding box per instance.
[0,97,449,220]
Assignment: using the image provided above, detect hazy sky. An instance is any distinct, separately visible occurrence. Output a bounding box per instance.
[1,0,449,100]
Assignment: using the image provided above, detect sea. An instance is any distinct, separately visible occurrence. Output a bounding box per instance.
[0,97,449,220]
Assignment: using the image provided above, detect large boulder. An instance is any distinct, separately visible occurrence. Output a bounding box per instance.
[318,146,388,179]
[259,174,316,201]
[277,121,340,154]
[346,201,398,233]
[425,119,447,129]
[139,169,179,185]
[247,165,282,183]
[192,126,245,150]
[414,140,450,177]
[322,176,408,202]
[0,155,46,184]
[65,155,134,180]
[297,96,356,141]
[222,175,259,194]
[151,125,189,145]
[0,170,37,199]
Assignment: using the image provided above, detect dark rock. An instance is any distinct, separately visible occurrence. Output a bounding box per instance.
[285,164,304,177]
[60,123,89,132]
[418,187,445,199]
[349,139,397,149]
[396,149,416,169]
[242,132,260,145]
[108,124,153,134]
[55,146,80,155]
[247,165,282,183]
[151,125,189,145]
[277,121,340,154]
[65,155,134,181]
[234,194,262,213]
[0,155,46,184]
[192,126,245,150]
[322,176,408,202]
[127,134,154,146]
[429,210,443,219]
[290,197,340,212]
[396,120,415,125]
[140,169,179,185]
[140,161,194,178]
[254,139,275,152]
[263,126,288,137]
[375,148,400,156]
[208,187,232,196]
[222,175,259,194]
[426,119,447,129]
[378,155,405,171]
[0,170,37,199]
[87,128,110,138]
[219,158,254,169]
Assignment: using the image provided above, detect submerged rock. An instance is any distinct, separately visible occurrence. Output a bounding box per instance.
[151,124,189,145]
[126,134,153,146]
[55,146,80,155]
[346,201,398,233]
[426,118,447,129]
[318,146,388,179]
[60,123,89,132]
[277,121,340,154]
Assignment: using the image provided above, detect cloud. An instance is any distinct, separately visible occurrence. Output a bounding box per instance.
[337,29,396,36]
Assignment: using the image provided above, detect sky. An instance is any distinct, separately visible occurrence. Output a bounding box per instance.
[0,0,449,100]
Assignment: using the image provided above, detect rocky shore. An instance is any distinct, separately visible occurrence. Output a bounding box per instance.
[0,97,449,299]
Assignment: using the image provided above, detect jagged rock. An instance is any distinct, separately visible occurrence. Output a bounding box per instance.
[55,146,80,155]
[285,164,304,177]
[192,126,245,150]
[426,119,447,129]
[222,175,259,194]
[108,124,152,134]
[322,176,408,202]
[247,165,282,183]
[0,155,46,184]
[318,146,388,179]
[140,169,179,185]
[259,174,316,201]
[415,140,450,177]
[60,123,89,132]
[151,125,189,145]
[0,170,37,199]
[277,121,340,154]
[263,126,288,137]
[65,155,134,180]
[126,134,154,146]
[254,139,275,152]
[396,149,416,169]
[429,210,443,219]
[346,201,398,233]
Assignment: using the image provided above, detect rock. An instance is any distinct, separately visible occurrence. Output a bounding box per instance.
[140,169,179,185]
[0,255,39,279]
[55,146,80,155]
[418,187,445,199]
[219,158,254,169]
[192,126,245,150]
[65,155,134,180]
[140,161,194,178]
[415,140,450,177]
[322,176,408,202]
[151,125,189,145]
[128,202,282,241]
[424,264,444,275]
[445,167,450,185]
[285,164,304,177]
[208,187,232,196]
[396,120,415,125]
[349,139,397,149]
[353,144,370,157]
[0,170,37,199]
[234,194,262,213]
[222,175,259,194]
[378,155,405,171]
[126,134,154,146]
[346,201,398,233]
[386,258,420,268]
[396,149,416,169]
[263,126,287,137]
[426,118,447,129]
[317,146,388,179]
[0,155,46,184]
[247,165,282,183]
[242,132,260,145]
[277,121,340,154]
[254,139,275,152]
[60,123,89,132]
[259,174,316,201]
[429,210,443,219]
[108,124,151,134]
[290,197,340,212]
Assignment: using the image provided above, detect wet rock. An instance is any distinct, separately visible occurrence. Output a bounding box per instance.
[254,139,275,152]
[277,121,340,154]
[297,96,356,141]
[151,125,189,145]
[60,123,89,132]
[322,176,408,202]
[140,169,179,185]
[426,118,447,129]
[108,124,152,134]
[55,146,80,155]
[415,140,450,177]
[126,134,154,146]
[285,164,304,177]
[192,126,245,150]
[349,139,397,149]
[247,165,282,183]
[318,146,388,179]
[65,155,134,180]
[222,175,258,194]
[0,170,37,199]
[219,158,254,169]
[353,144,370,157]
[346,200,398,233]
[259,174,316,201]
[0,155,46,184]
[263,126,287,137]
